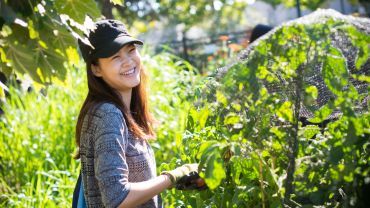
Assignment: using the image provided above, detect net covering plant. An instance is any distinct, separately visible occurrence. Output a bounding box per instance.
[171,9,370,207]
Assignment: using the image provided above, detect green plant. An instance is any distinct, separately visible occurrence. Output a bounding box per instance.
[0,65,85,206]
[0,0,100,88]
[170,14,370,207]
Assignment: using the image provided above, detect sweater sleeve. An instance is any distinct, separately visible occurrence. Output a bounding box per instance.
[92,103,130,208]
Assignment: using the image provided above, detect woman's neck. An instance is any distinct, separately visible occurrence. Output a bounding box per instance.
[119,89,132,111]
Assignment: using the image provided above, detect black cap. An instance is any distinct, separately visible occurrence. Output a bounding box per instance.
[78,19,143,62]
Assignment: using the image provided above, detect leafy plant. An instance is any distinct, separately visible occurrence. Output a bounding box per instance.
[0,0,100,93]
[172,11,370,207]
[0,66,85,207]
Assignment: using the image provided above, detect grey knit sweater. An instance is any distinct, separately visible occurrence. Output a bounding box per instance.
[79,103,160,208]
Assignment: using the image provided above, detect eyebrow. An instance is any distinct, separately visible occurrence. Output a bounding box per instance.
[126,44,136,49]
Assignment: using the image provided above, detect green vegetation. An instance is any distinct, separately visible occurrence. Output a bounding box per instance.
[0,66,85,206]
[0,1,369,208]
[0,0,100,88]
[170,15,370,207]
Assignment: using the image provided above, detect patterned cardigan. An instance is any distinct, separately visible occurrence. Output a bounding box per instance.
[79,103,160,208]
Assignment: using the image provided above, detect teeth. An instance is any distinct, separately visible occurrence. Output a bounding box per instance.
[122,68,135,76]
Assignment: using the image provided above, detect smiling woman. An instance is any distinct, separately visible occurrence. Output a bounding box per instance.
[73,19,206,208]
[91,44,142,108]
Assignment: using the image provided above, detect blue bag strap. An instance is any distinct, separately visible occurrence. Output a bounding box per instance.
[72,172,86,208]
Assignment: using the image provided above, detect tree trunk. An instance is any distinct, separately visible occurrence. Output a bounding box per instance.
[101,0,113,19]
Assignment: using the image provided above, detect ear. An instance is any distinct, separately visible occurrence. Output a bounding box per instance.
[91,64,102,77]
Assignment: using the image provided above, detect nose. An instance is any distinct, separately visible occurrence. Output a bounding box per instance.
[118,51,134,67]
[121,57,134,68]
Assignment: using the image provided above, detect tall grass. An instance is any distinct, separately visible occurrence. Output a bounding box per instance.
[0,52,201,207]
[0,65,86,207]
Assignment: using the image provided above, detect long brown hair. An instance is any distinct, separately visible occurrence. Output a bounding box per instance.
[74,56,155,159]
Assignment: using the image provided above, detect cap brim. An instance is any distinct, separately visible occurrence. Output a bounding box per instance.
[93,35,143,59]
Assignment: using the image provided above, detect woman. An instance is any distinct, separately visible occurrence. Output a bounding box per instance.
[74,19,203,208]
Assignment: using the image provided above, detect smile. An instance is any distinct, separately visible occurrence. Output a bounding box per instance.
[120,67,136,76]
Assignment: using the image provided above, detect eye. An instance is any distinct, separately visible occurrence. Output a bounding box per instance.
[112,55,120,60]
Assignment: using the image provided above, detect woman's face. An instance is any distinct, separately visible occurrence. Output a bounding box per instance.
[92,44,141,93]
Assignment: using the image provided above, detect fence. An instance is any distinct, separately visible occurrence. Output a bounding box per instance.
[155,29,254,73]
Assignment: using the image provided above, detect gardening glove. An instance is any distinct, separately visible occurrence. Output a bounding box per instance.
[161,164,207,190]
[175,171,207,191]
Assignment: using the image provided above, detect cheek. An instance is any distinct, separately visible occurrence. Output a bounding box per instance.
[133,52,141,63]
[107,60,122,71]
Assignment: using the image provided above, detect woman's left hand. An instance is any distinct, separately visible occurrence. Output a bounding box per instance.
[175,171,208,190]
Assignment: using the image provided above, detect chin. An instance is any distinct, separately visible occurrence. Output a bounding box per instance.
[128,78,141,89]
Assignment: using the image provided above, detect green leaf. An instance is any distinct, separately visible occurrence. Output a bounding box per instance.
[231,102,241,111]
[55,0,100,23]
[66,46,79,65]
[308,103,333,123]
[308,172,315,182]
[216,90,228,106]
[230,156,244,185]
[204,150,226,190]
[197,141,226,190]
[305,85,318,99]
[322,46,349,95]
[329,146,344,164]
[0,80,8,98]
[270,126,286,139]
[302,125,320,139]
[257,65,269,79]
[197,140,218,160]
[355,40,369,70]
[344,172,354,183]
[199,107,209,129]
[4,38,40,82]
[346,25,370,70]
[352,74,370,83]
[34,41,66,82]
[110,0,124,6]
[224,112,240,125]
[39,18,76,54]
[27,19,39,39]
[276,101,294,123]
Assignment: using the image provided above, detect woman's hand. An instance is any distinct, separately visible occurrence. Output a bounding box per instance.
[161,164,198,183]
[161,164,207,190]
[175,171,207,190]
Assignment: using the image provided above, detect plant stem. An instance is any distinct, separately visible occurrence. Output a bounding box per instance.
[284,64,303,205]
[259,156,266,208]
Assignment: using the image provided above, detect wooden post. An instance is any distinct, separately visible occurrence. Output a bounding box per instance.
[296,0,302,17]
[340,0,346,14]
[182,31,189,61]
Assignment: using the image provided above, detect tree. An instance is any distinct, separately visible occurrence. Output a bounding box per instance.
[0,0,100,96]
